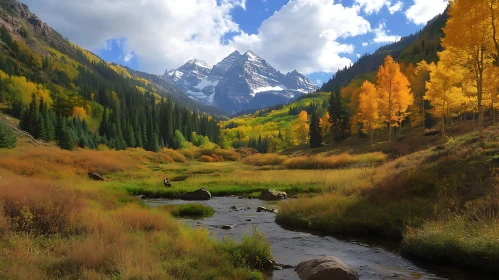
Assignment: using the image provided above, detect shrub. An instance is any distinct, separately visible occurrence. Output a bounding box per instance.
[243,153,286,166]
[218,228,273,270]
[178,145,201,159]
[161,148,187,162]
[213,149,240,161]
[161,203,214,218]
[199,154,224,162]
[0,179,84,236]
[199,155,214,162]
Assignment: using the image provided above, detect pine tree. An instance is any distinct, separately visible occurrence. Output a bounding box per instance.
[34,114,46,140]
[309,111,323,148]
[99,108,109,137]
[57,121,75,151]
[11,98,24,118]
[26,94,38,135]
[148,131,159,152]
[328,90,351,141]
[0,119,16,148]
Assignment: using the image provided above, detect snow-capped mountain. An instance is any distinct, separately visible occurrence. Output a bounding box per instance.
[162,50,318,113]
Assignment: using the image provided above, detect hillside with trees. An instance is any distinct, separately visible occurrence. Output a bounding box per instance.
[0,0,220,152]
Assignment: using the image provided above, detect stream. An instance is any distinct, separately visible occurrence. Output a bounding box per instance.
[146,197,489,280]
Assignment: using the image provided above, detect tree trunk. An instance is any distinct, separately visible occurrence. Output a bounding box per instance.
[370,128,374,146]
[441,116,445,135]
[388,123,392,142]
[478,48,485,139]
[492,96,496,124]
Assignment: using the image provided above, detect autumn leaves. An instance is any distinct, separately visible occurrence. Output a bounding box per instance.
[357,56,413,144]
[356,0,499,143]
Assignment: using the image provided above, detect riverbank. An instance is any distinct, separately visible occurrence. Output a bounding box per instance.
[276,125,499,273]
[147,197,493,280]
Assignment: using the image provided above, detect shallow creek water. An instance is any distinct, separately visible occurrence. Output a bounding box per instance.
[146,197,489,280]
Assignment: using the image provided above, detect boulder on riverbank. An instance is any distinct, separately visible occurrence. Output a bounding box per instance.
[259,189,287,201]
[295,256,359,280]
[180,188,212,200]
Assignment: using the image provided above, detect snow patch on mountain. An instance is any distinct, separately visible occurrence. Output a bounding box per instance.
[195,78,219,90]
[252,85,287,96]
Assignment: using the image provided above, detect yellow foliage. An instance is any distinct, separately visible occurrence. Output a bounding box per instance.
[7,74,52,106]
[72,106,88,119]
[376,56,413,139]
[293,110,309,145]
[358,81,380,142]
[426,51,469,132]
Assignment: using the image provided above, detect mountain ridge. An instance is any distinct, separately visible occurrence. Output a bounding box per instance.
[163,50,318,113]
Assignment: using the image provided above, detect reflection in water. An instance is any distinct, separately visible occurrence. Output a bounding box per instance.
[146,197,489,280]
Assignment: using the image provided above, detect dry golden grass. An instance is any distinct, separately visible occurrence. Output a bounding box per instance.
[0,178,84,236]
[243,153,287,166]
[0,146,189,180]
[242,152,387,169]
[112,204,176,232]
[283,152,387,169]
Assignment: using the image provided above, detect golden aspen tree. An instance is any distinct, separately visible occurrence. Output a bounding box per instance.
[408,60,431,127]
[426,50,468,134]
[358,81,380,145]
[488,0,499,63]
[444,0,492,138]
[321,112,332,143]
[292,110,309,145]
[376,55,413,141]
[484,64,499,122]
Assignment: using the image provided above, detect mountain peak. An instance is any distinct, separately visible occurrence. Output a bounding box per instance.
[184,59,210,69]
[243,50,258,59]
[229,50,241,56]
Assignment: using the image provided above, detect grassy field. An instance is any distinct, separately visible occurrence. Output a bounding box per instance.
[276,124,499,271]
[0,140,271,280]
[2,116,499,275]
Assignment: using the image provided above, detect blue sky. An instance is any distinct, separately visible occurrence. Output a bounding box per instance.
[20,0,448,86]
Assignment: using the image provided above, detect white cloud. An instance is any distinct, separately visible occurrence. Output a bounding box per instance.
[19,0,371,75]
[362,42,369,47]
[388,1,403,14]
[373,22,401,43]
[18,0,246,74]
[231,0,371,74]
[405,0,448,25]
[356,53,361,58]
[354,0,390,14]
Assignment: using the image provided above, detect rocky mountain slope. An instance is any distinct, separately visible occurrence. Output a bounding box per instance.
[163,50,318,113]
